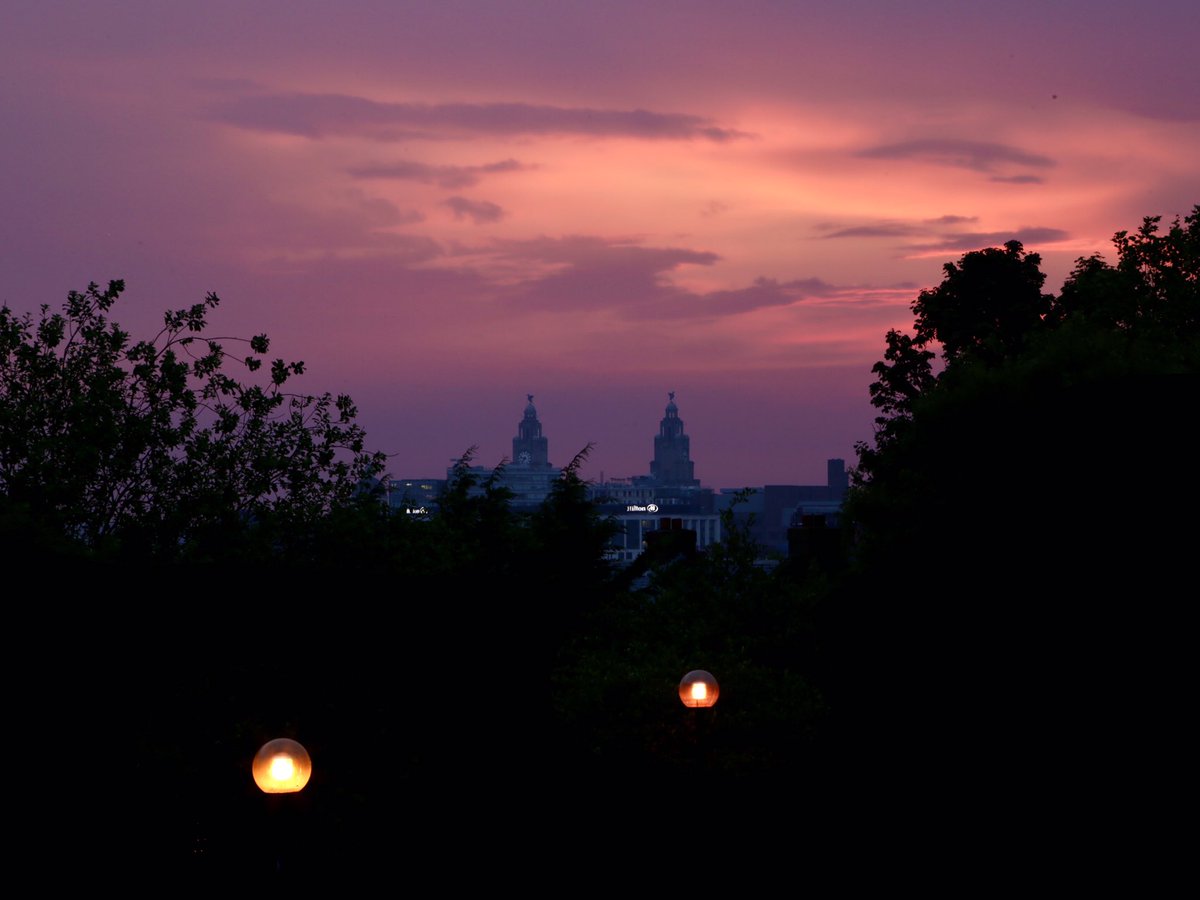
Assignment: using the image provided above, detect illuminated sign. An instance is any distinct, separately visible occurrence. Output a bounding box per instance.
[625,503,661,513]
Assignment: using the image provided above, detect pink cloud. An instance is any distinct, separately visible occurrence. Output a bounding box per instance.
[444,197,505,224]
[212,93,750,142]
[906,228,1071,253]
[347,158,531,188]
[486,236,717,312]
[857,139,1055,174]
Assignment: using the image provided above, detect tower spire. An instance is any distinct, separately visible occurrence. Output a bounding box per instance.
[650,392,698,486]
[514,394,549,467]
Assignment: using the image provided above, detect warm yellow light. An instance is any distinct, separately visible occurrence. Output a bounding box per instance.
[269,755,296,782]
[679,669,719,708]
[252,738,312,794]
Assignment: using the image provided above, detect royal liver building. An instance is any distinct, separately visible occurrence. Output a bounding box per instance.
[386,390,846,564]
[649,391,700,487]
[501,394,559,505]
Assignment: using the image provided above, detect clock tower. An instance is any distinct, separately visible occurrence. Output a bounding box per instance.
[513,394,550,467]
[650,392,700,486]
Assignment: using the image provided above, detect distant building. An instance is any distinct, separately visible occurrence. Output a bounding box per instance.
[512,393,551,468]
[646,391,700,487]
[497,393,561,506]
[589,393,719,563]
[447,394,562,508]
[588,480,722,564]
[387,391,847,566]
[717,458,849,556]
[386,477,445,517]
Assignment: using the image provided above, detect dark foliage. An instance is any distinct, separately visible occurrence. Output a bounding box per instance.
[0,280,388,565]
[842,206,1198,821]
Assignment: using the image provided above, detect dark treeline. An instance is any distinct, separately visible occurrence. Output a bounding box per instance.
[840,206,1198,850]
[4,206,1196,880]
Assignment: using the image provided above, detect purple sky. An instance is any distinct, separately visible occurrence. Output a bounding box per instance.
[3,1,1197,488]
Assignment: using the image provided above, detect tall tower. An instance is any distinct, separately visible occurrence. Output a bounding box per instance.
[513,394,550,467]
[650,392,699,486]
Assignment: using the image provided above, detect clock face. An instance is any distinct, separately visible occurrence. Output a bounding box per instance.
[518,450,532,464]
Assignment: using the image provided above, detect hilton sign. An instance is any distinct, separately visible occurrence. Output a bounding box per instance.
[625,503,660,513]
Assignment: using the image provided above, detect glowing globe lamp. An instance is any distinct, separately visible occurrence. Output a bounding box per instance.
[252,738,312,794]
[678,669,719,708]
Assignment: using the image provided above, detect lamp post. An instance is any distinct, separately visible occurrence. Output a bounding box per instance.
[253,738,312,794]
[253,738,312,875]
[678,669,719,709]
[678,669,719,775]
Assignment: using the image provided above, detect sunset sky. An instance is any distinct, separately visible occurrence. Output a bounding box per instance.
[3,1,1197,488]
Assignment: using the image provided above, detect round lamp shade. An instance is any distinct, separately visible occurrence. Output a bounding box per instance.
[679,669,719,708]
[252,738,312,794]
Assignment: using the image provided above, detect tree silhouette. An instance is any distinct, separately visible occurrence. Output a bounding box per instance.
[849,207,1199,569]
[912,239,1054,366]
[842,206,1199,822]
[0,280,387,565]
